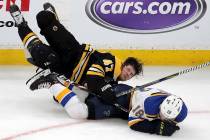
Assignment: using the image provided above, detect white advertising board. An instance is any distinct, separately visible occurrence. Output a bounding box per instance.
[0,0,209,49]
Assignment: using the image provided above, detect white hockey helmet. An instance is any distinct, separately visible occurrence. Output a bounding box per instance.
[160,95,183,120]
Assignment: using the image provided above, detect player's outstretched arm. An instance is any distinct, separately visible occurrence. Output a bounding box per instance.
[130,119,180,136]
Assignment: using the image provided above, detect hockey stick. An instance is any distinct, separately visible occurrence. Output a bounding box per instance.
[69,83,129,113]
[116,61,210,97]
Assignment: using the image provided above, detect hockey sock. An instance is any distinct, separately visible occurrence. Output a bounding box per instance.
[50,84,88,119]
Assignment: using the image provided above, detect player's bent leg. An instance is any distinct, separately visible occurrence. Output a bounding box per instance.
[85,84,132,120]
[19,26,60,69]
[36,11,81,53]
[19,25,61,70]
[29,43,61,69]
[18,25,46,68]
[27,71,88,119]
[9,4,61,70]
[50,83,88,119]
[85,96,125,120]
[9,4,34,64]
[71,85,89,103]
[65,102,88,119]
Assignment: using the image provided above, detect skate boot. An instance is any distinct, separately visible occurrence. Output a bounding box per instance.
[9,4,27,27]
[26,69,59,91]
[43,2,59,21]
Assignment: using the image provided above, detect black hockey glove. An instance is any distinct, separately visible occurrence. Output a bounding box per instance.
[155,121,180,136]
[104,77,118,86]
[99,84,116,104]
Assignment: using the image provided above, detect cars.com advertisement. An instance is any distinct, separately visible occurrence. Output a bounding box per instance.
[85,0,207,33]
[0,0,209,50]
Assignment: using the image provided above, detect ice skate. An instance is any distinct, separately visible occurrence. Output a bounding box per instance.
[26,69,59,90]
[9,4,27,27]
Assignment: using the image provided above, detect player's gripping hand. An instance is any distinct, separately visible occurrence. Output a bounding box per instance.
[99,84,116,104]
[155,121,180,136]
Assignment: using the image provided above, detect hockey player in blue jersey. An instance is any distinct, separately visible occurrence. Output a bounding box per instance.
[27,70,188,136]
[128,88,187,136]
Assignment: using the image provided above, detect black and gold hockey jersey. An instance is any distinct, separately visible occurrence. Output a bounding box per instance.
[48,42,123,94]
[18,12,122,94]
[84,51,122,94]
[64,45,123,94]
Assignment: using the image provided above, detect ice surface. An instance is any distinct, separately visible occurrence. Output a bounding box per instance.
[0,66,210,140]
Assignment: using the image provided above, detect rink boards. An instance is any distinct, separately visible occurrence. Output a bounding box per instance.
[0,1,210,66]
[1,49,210,65]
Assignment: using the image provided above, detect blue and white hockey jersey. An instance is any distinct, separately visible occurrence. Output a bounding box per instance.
[128,88,188,127]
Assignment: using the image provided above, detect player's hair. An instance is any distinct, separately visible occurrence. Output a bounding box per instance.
[123,57,143,75]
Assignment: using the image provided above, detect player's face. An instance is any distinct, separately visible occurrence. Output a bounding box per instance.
[119,65,136,81]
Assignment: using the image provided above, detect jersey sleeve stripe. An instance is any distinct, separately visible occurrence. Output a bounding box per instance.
[128,118,144,126]
[87,71,105,77]
[91,64,104,73]
[89,67,105,74]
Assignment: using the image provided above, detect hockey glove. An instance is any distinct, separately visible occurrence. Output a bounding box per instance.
[99,84,116,104]
[155,121,180,136]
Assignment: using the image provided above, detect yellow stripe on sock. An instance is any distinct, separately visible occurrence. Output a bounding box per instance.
[55,88,70,103]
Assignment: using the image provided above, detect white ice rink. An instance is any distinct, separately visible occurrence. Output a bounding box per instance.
[0,66,210,140]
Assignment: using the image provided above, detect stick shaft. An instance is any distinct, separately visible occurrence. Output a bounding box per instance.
[63,82,129,112]
[116,61,210,97]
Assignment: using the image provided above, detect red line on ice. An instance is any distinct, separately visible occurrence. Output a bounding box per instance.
[0,120,88,140]
[1,111,210,140]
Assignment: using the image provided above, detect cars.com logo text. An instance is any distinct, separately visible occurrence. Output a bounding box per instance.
[85,0,207,34]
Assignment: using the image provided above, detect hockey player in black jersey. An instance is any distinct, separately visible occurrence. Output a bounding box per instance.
[9,3,143,104]
[26,70,188,136]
